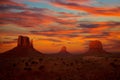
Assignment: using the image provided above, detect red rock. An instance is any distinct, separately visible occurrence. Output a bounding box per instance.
[89,40,103,50]
[86,40,108,54]
[58,46,70,54]
[17,35,32,48]
[0,35,42,58]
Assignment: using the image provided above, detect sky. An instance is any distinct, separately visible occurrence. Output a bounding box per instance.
[0,0,120,53]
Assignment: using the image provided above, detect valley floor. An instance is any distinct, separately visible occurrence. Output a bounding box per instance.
[0,54,120,80]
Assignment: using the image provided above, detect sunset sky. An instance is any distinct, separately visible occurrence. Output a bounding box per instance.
[0,0,120,53]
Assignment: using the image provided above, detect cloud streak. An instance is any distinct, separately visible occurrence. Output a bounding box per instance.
[47,0,120,16]
[0,0,120,53]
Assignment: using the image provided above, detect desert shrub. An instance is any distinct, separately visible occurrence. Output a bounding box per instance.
[114,59,118,62]
[25,62,29,66]
[76,67,80,71]
[110,62,117,68]
[39,65,45,70]
[80,61,84,64]
[75,60,78,64]
[70,62,73,66]
[54,63,57,65]
[24,67,32,71]
[61,58,63,61]
[39,58,43,62]
[62,61,66,65]
[31,61,38,64]
[57,76,62,80]
[66,64,69,66]
[28,58,33,62]
[12,63,16,67]
[21,59,25,62]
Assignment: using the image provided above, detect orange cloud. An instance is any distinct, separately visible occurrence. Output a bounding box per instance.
[0,0,25,6]
[0,0,120,53]
[50,1,120,16]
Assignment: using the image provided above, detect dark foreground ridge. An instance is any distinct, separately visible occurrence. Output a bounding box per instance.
[0,36,120,80]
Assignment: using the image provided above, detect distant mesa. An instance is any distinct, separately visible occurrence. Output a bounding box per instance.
[58,46,70,54]
[17,35,33,48]
[86,40,109,54]
[0,36,112,58]
[0,35,42,58]
[89,40,103,51]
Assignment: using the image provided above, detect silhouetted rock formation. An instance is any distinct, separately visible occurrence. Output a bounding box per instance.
[85,40,109,55]
[0,35,42,58]
[89,40,103,52]
[17,36,33,48]
[58,46,70,55]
